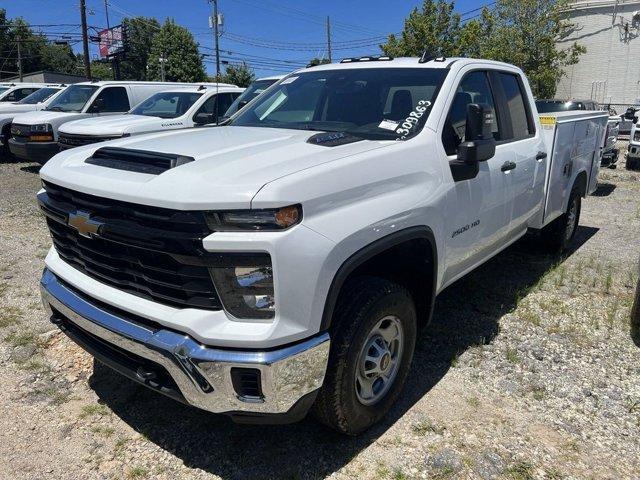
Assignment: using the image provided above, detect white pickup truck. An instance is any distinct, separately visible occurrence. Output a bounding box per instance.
[57,85,244,150]
[38,57,608,434]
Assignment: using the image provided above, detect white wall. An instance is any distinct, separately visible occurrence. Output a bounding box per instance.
[557,0,640,107]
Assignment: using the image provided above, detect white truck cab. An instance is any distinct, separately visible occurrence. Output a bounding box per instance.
[0,85,66,155]
[9,81,234,163]
[0,83,46,103]
[223,75,284,118]
[38,57,608,434]
[57,85,243,150]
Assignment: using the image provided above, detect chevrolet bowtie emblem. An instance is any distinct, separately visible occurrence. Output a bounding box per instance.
[67,211,103,238]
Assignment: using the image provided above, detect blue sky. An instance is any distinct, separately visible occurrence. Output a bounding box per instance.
[3,0,486,78]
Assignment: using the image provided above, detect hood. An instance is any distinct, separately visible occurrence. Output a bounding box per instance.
[13,110,88,126]
[0,103,37,114]
[40,126,392,210]
[60,114,164,136]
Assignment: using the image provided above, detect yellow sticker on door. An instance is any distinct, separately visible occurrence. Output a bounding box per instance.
[539,116,557,126]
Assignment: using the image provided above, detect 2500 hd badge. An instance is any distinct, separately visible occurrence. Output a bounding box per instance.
[452,219,480,238]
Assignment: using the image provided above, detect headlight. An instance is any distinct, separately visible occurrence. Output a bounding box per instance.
[209,254,275,319]
[30,124,52,133]
[205,204,302,231]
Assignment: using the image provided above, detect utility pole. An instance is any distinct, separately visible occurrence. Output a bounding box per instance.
[159,53,166,82]
[326,16,332,63]
[16,36,23,81]
[209,0,221,79]
[80,0,92,79]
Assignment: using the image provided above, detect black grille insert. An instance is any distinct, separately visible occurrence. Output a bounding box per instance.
[39,181,222,310]
[58,133,122,149]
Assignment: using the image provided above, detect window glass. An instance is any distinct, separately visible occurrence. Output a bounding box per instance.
[231,68,447,141]
[224,79,277,117]
[91,86,130,112]
[498,73,532,140]
[1,87,39,102]
[18,87,60,104]
[131,91,202,118]
[216,92,238,117]
[442,71,498,156]
[195,92,242,123]
[47,84,99,112]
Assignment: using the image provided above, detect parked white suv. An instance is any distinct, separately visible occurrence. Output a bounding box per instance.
[10,81,234,163]
[57,85,243,150]
[38,57,608,434]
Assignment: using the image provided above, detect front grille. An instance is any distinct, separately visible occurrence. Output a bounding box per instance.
[39,181,223,310]
[10,123,30,139]
[58,132,122,148]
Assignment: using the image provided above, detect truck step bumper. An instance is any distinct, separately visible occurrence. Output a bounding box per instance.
[40,268,330,418]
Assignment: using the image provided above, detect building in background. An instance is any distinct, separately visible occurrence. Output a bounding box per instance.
[557,0,640,109]
[3,71,88,84]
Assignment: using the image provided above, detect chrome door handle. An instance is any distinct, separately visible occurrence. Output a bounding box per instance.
[501,161,517,172]
[535,151,547,161]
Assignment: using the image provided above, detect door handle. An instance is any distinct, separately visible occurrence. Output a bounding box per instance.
[535,151,547,161]
[501,161,517,172]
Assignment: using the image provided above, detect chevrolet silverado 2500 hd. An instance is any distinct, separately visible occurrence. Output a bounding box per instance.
[38,57,608,434]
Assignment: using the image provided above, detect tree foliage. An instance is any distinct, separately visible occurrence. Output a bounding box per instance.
[308,57,331,67]
[119,17,161,81]
[147,19,206,82]
[380,0,585,97]
[215,62,256,87]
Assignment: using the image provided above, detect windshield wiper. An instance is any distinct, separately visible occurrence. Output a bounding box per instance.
[46,106,65,112]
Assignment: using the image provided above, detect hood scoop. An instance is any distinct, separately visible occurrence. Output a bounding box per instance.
[85,147,194,175]
[306,131,364,147]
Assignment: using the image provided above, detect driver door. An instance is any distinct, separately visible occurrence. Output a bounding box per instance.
[440,69,514,285]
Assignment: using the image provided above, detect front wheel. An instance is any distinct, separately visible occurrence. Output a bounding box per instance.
[312,277,417,435]
[541,186,581,254]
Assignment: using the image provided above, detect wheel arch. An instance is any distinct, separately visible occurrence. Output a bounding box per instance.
[320,226,438,332]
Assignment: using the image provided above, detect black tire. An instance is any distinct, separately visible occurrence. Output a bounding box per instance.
[312,276,417,435]
[541,186,581,254]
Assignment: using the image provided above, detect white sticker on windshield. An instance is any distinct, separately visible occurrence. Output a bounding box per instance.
[280,76,298,85]
[378,119,399,131]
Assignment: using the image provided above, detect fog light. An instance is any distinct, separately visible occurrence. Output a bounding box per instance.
[209,258,275,319]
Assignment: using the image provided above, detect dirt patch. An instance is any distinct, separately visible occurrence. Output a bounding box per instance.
[1,154,639,479]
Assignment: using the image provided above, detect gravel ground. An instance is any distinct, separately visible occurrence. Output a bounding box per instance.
[0,151,639,480]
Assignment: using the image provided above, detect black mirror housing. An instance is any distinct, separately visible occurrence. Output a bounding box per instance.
[194,112,216,125]
[457,103,496,163]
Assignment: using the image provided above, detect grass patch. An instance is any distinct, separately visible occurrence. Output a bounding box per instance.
[506,347,520,364]
[412,418,445,436]
[90,425,116,438]
[5,329,42,348]
[391,468,408,480]
[0,305,22,328]
[17,358,50,373]
[126,466,149,479]
[79,403,111,419]
[33,386,71,406]
[506,460,535,480]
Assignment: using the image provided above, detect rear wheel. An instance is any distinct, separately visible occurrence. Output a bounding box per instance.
[312,277,417,435]
[541,186,581,254]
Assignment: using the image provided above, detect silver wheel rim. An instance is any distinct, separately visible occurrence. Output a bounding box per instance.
[565,197,578,242]
[355,315,404,406]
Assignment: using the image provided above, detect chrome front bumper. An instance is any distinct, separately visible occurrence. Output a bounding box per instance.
[40,269,330,416]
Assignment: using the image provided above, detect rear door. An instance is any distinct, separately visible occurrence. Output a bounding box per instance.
[489,71,546,231]
[89,86,131,116]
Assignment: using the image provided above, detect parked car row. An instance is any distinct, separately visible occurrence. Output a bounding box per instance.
[0,75,284,164]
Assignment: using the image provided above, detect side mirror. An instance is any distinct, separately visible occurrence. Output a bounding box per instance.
[457,103,496,163]
[194,112,216,125]
[624,107,638,122]
[89,97,105,113]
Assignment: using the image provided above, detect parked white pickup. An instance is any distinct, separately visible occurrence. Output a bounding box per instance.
[38,57,608,434]
[56,85,244,151]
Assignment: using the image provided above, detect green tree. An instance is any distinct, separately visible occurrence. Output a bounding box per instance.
[307,57,330,67]
[90,60,114,80]
[479,0,585,98]
[381,0,462,58]
[119,17,161,80]
[219,62,255,87]
[147,19,206,82]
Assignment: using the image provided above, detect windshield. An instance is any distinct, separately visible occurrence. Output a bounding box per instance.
[130,91,203,118]
[0,87,9,96]
[224,79,278,117]
[18,87,60,105]
[535,101,585,113]
[46,84,99,112]
[230,68,447,140]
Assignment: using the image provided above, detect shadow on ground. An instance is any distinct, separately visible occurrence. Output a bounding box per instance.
[592,182,616,197]
[89,226,598,479]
